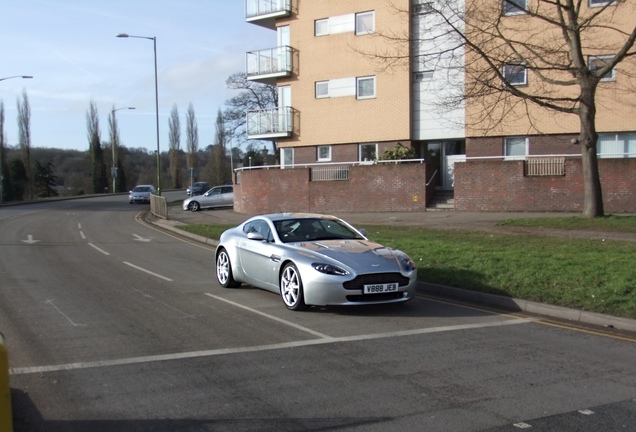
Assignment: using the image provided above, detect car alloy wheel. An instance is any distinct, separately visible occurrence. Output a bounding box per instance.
[189,201,200,212]
[280,263,308,311]
[216,248,240,288]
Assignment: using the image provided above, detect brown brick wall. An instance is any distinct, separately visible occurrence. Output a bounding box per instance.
[233,163,428,214]
[467,134,584,158]
[454,158,636,212]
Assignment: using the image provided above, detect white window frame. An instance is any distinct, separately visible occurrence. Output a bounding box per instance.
[589,55,616,82]
[597,133,636,159]
[589,0,616,7]
[359,143,378,162]
[502,0,527,15]
[355,11,375,35]
[281,147,294,169]
[315,19,329,36]
[356,76,376,99]
[317,146,332,162]
[504,137,529,160]
[503,63,527,86]
[315,81,329,98]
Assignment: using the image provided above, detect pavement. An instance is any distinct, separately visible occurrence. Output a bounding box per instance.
[144,207,636,333]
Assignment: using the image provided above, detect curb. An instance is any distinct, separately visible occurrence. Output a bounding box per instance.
[147,213,636,333]
[0,333,13,432]
[420,283,636,333]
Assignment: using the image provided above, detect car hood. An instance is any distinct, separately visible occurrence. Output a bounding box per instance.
[291,239,407,272]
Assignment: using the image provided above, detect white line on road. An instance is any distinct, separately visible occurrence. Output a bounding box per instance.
[123,261,173,282]
[204,293,332,339]
[9,318,529,376]
[44,300,85,327]
[80,231,86,240]
[88,243,110,255]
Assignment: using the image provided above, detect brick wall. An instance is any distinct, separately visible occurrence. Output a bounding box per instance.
[454,158,636,212]
[233,163,429,214]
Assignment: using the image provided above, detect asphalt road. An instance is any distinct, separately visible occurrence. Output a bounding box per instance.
[1,194,635,431]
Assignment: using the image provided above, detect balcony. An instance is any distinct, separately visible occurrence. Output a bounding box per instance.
[245,0,291,29]
[246,46,292,83]
[247,107,293,139]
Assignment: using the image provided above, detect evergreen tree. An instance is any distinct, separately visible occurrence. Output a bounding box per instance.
[34,160,59,198]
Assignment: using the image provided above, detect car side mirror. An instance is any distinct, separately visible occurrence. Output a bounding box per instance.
[358,228,367,236]
[247,232,264,241]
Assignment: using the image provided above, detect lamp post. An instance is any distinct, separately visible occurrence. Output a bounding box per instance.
[111,107,135,193]
[1,75,33,204]
[116,33,161,195]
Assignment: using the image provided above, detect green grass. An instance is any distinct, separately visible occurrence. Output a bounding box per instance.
[178,220,636,319]
[497,215,636,232]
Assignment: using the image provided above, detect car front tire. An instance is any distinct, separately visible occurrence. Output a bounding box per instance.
[189,201,200,212]
[216,248,240,288]
[280,263,308,311]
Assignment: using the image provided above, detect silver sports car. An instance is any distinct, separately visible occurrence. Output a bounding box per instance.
[215,213,417,311]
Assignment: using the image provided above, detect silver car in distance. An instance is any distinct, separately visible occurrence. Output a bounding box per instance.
[215,213,417,311]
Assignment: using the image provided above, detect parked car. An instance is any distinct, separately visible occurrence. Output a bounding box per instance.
[129,185,156,204]
[215,213,417,311]
[186,181,210,196]
[182,185,233,211]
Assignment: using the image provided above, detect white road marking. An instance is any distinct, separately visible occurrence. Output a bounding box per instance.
[578,409,595,415]
[44,300,85,327]
[9,318,529,376]
[80,231,86,240]
[88,243,110,255]
[78,223,82,229]
[204,293,332,339]
[22,235,40,244]
[513,422,533,428]
[123,261,173,281]
[133,234,151,242]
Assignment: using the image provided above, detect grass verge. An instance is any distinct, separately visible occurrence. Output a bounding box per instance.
[178,222,636,319]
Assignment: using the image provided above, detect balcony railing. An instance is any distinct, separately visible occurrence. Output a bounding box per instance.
[245,0,291,28]
[246,46,292,81]
[247,107,293,139]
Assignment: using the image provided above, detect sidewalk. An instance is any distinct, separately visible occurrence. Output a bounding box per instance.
[147,207,636,333]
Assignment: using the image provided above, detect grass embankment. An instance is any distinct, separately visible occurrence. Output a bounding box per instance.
[178,216,636,319]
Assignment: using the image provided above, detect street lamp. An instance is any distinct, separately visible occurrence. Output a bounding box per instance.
[111,106,135,194]
[1,75,33,204]
[116,33,161,195]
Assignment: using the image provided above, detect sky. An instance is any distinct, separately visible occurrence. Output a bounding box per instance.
[0,0,273,152]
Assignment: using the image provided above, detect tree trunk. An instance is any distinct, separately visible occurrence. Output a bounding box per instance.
[578,84,604,218]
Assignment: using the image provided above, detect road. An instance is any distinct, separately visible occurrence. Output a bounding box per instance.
[1,194,635,431]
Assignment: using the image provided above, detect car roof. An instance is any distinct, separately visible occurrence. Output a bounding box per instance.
[249,213,339,223]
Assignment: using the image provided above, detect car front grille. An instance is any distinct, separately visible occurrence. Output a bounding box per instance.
[343,273,410,291]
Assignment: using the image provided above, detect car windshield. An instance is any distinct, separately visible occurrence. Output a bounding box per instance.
[133,187,151,192]
[274,218,365,243]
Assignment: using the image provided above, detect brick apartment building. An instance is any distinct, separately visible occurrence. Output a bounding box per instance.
[236,0,635,214]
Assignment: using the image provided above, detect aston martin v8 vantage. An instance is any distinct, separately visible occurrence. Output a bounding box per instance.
[215,213,417,311]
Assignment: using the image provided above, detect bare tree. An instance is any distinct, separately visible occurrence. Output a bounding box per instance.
[367,0,636,217]
[185,103,199,178]
[223,72,278,150]
[203,108,231,185]
[168,104,182,188]
[108,107,123,193]
[0,101,10,203]
[17,89,33,199]
[86,101,107,193]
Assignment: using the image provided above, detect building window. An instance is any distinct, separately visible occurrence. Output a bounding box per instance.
[589,55,616,82]
[315,19,328,36]
[359,143,377,162]
[356,76,376,99]
[504,137,529,159]
[414,2,434,14]
[317,146,332,162]
[281,148,294,168]
[315,81,329,98]
[355,11,375,35]
[503,63,527,86]
[589,0,615,7]
[597,133,636,158]
[503,0,527,15]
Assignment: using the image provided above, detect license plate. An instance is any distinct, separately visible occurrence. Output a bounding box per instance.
[363,282,399,294]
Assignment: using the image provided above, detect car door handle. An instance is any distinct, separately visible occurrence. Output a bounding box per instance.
[270,255,281,262]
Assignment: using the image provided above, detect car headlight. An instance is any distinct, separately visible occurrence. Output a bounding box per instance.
[312,263,349,276]
[397,254,416,272]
